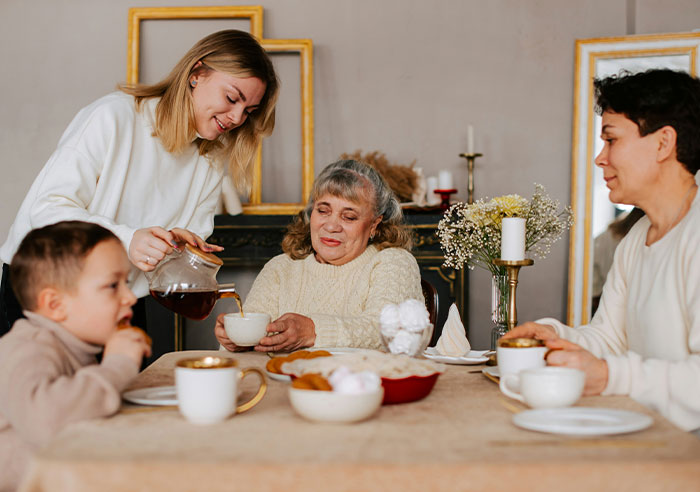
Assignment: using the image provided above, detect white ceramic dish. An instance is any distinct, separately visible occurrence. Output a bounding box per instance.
[123,385,177,406]
[423,347,489,365]
[266,369,292,382]
[288,387,383,423]
[482,366,500,379]
[513,407,653,436]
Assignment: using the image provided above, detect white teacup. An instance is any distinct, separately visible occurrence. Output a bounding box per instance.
[224,312,271,347]
[175,356,267,425]
[500,366,585,409]
[496,338,548,378]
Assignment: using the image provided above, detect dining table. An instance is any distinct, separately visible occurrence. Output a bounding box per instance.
[18,349,700,492]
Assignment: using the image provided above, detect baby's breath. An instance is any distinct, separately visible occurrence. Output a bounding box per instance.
[438,184,573,276]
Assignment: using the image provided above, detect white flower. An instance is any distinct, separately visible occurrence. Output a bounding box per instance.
[388,330,418,355]
[379,303,402,337]
[398,299,430,333]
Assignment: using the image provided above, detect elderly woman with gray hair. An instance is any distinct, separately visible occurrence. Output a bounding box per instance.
[214,159,423,352]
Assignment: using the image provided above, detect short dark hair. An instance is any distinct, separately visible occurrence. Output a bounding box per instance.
[594,68,700,175]
[10,221,120,311]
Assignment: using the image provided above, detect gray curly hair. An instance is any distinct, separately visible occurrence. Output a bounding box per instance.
[281,159,412,259]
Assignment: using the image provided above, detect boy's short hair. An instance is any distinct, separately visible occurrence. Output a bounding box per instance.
[10,221,120,311]
[594,68,700,175]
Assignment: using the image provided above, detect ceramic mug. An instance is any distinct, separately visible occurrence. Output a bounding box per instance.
[496,338,549,378]
[175,356,267,425]
[224,313,271,347]
[500,366,585,408]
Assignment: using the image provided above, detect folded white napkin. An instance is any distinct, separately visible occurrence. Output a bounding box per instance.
[435,303,471,357]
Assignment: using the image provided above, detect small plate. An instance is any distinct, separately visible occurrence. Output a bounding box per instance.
[513,407,653,436]
[123,385,177,406]
[265,369,292,382]
[423,347,489,365]
[482,366,500,379]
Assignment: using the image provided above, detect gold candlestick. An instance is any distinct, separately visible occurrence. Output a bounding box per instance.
[492,258,534,331]
[459,152,483,204]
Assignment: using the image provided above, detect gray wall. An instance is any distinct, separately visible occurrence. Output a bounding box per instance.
[2,0,699,349]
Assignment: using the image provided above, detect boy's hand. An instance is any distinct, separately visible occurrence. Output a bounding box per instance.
[104,328,152,366]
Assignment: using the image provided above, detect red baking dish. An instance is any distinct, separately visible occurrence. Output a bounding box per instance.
[380,372,440,404]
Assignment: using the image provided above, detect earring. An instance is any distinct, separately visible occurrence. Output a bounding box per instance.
[190,79,197,88]
[370,233,375,241]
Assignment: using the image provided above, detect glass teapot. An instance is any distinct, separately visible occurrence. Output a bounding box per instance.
[148,244,239,320]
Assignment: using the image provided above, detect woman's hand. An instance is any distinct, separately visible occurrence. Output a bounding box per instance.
[255,313,316,353]
[129,227,178,272]
[545,338,609,395]
[500,321,559,343]
[214,312,248,352]
[170,228,224,253]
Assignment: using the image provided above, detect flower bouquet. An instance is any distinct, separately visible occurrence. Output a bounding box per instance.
[437,184,573,346]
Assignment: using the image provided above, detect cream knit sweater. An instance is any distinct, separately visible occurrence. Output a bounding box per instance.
[538,185,700,431]
[242,245,423,349]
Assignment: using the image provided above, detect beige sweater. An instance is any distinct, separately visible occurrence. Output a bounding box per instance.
[0,312,139,491]
[243,245,423,349]
[538,189,700,431]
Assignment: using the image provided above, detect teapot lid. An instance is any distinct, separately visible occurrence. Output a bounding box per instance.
[185,243,223,266]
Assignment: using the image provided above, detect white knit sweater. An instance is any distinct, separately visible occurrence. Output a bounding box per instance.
[242,245,423,349]
[538,186,700,431]
[0,92,224,297]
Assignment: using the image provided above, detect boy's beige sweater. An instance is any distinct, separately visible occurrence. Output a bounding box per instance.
[0,312,138,491]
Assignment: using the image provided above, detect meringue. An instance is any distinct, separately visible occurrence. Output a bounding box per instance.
[328,366,381,394]
[398,299,430,333]
[435,303,471,357]
[379,304,402,337]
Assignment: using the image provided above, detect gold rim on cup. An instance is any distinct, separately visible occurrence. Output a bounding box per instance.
[176,356,239,369]
[497,338,545,348]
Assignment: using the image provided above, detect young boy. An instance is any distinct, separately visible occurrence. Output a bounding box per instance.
[0,221,152,491]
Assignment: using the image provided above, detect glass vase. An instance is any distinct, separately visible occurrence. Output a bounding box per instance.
[490,274,509,350]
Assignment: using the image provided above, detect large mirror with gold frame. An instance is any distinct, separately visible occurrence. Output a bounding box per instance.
[126,6,314,215]
[568,32,700,326]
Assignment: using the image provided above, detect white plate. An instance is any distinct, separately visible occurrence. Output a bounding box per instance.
[265,369,291,382]
[513,407,653,436]
[123,385,177,406]
[482,366,500,378]
[423,347,489,365]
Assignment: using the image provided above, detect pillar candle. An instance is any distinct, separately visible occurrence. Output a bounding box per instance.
[426,176,440,205]
[467,125,475,155]
[438,170,453,190]
[501,217,526,261]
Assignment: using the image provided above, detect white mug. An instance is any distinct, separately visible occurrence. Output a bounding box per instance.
[496,338,548,378]
[175,356,267,425]
[224,312,271,346]
[500,366,585,408]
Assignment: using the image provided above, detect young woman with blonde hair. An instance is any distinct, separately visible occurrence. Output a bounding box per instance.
[0,29,279,336]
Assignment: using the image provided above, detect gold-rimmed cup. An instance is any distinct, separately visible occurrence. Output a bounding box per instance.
[496,338,548,378]
[175,356,267,425]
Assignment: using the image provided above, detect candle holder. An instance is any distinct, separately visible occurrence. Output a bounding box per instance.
[491,258,534,346]
[433,188,457,210]
[459,153,483,204]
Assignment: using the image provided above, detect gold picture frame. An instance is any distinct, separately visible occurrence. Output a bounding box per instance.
[126,6,314,216]
[567,32,700,326]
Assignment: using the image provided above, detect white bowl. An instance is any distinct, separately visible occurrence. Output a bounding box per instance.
[288,387,384,423]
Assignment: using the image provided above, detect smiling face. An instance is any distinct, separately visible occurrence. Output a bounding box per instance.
[594,111,661,205]
[190,68,266,140]
[309,193,382,266]
[60,239,137,346]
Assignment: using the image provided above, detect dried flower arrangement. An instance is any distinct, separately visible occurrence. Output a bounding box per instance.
[339,150,418,202]
[437,184,573,276]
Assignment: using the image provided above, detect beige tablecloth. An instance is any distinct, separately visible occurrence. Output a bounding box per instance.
[19,350,700,492]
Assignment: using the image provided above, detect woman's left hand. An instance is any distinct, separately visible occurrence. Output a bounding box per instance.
[170,228,224,253]
[545,338,609,395]
[255,313,316,352]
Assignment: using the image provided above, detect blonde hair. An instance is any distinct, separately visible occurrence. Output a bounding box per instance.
[282,160,413,259]
[119,30,279,192]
